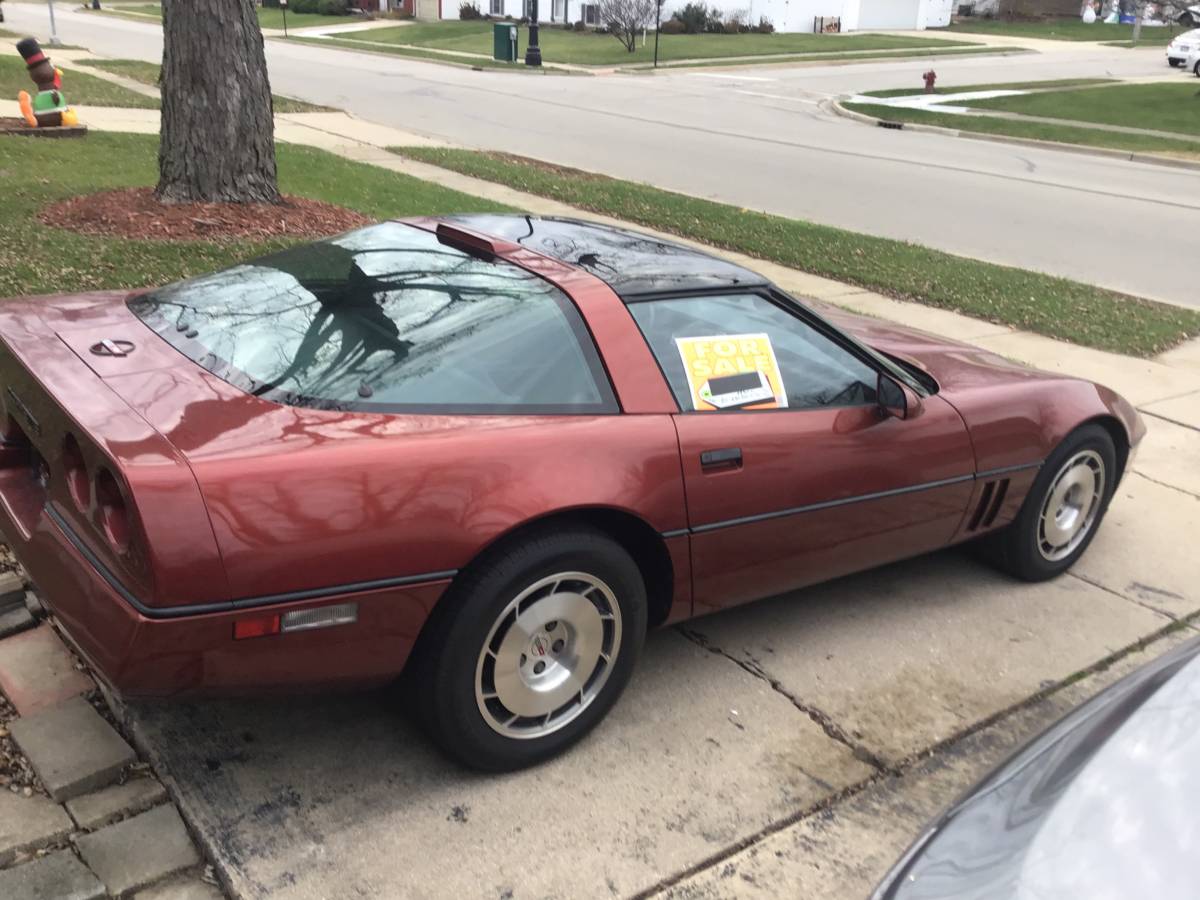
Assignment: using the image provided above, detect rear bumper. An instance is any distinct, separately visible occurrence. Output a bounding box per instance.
[0,471,449,696]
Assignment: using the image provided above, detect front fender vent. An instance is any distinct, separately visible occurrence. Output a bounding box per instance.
[968,478,1010,531]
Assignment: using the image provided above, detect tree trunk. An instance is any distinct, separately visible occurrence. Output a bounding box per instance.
[156,0,280,204]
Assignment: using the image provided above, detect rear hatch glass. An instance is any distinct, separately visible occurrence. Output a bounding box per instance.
[129,222,616,415]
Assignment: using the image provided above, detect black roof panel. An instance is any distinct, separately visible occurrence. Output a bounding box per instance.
[449,215,768,299]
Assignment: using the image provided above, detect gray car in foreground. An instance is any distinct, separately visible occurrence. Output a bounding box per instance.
[873,635,1200,900]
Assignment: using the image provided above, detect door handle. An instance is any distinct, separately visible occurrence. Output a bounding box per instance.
[700,447,742,471]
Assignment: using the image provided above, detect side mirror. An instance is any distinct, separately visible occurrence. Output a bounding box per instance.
[877,373,922,420]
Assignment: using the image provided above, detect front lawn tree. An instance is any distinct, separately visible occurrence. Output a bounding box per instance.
[599,0,657,52]
[157,0,280,204]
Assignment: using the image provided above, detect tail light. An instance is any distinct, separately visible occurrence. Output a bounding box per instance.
[94,467,131,553]
[61,433,90,511]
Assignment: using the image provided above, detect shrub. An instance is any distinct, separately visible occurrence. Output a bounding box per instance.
[289,0,349,13]
[660,17,685,33]
[753,15,774,33]
[459,1,483,18]
[573,19,587,30]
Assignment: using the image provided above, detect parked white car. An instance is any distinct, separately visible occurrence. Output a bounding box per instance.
[1167,28,1200,66]
[1187,46,1200,74]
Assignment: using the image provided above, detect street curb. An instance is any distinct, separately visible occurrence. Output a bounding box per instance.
[829,99,1200,173]
[619,47,1035,75]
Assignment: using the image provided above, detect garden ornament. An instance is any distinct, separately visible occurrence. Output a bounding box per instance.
[15,36,79,128]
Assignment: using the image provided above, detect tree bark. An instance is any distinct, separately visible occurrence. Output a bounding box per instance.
[156,0,280,204]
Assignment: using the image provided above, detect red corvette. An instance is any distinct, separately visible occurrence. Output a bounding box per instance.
[0,216,1143,769]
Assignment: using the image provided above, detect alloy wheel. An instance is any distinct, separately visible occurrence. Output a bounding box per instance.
[475,571,622,740]
[1036,450,1105,562]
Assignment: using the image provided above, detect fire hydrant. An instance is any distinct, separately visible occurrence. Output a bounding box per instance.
[923,69,937,93]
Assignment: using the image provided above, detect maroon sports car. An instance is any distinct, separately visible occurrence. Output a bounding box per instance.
[0,216,1143,770]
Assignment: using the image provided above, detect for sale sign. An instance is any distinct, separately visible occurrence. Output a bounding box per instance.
[674,333,787,411]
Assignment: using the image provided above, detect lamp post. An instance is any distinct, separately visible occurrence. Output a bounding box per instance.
[46,0,60,46]
[525,0,542,66]
[653,0,661,68]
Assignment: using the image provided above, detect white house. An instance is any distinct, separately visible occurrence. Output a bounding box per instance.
[431,0,953,31]
[661,0,954,32]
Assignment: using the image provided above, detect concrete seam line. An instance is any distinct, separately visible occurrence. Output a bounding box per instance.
[675,627,894,773]
[1138,409,1200,434]
[1067,570,1180,622]
[830,101,1200,174]
[1129,469,1200,501]
[637,611,1200,899]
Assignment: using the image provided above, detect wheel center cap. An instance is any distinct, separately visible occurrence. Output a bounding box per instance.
[529,634,552,658]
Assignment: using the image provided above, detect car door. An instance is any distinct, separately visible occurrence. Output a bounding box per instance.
[627,291,976,615]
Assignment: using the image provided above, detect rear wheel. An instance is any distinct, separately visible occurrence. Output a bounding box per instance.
[988,424,1117,582]
[410,526,646,771]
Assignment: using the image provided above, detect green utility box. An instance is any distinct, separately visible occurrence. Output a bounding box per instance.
[493,22,519,62]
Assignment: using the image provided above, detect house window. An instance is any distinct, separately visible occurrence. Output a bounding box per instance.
[490,0,503,15]
[582,2,598,24]
[553,0,565,19]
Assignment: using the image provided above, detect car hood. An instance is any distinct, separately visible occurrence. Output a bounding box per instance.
[817,304,1060,395]
[875,637,1200,900]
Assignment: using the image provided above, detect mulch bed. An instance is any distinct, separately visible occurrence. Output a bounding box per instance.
[0,691,41,797]
[40,187,372,242]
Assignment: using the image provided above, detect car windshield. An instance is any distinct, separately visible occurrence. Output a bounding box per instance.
[129,222,616,414]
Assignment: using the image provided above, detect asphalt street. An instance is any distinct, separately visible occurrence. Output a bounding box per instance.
[7,3,1199,309]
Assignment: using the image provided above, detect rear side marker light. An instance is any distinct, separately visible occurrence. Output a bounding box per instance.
[232,603,357,640]
[233,615,280,640]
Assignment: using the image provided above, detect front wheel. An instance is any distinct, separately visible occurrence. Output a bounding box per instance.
[409,526,647,771]
[988,424,1118,582]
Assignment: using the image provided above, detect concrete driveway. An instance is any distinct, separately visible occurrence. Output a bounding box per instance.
[123,342,1200,900]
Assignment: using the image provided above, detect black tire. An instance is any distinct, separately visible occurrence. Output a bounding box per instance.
[988,424,1118,583]
[408,525,647,771]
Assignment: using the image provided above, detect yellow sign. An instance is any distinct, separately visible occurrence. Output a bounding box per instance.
[674,333,787,411]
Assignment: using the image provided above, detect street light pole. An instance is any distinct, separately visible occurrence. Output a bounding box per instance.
[653,0,661,68]
[46,0,60,46]
[525,0,542,66]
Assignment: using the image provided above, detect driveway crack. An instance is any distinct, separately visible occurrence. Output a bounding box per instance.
[1068,571,1182,621]
[676,627,894,774]
[1130,470,1200,500]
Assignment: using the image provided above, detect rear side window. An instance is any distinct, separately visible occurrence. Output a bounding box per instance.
[130,223,616,415]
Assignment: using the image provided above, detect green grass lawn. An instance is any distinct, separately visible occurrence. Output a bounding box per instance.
[862,78,1115,98]
[101,3,339,30]
[844,101,1200,157]
[349,21,971,66]
[935,17,1183,45]
[0,131,512,299]
[391,147,1199,356]
[965,82,1200,137]
[288,35,575,71]
[0,56,157,110]
[74,59,336,113]
[648,45,1031,69]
